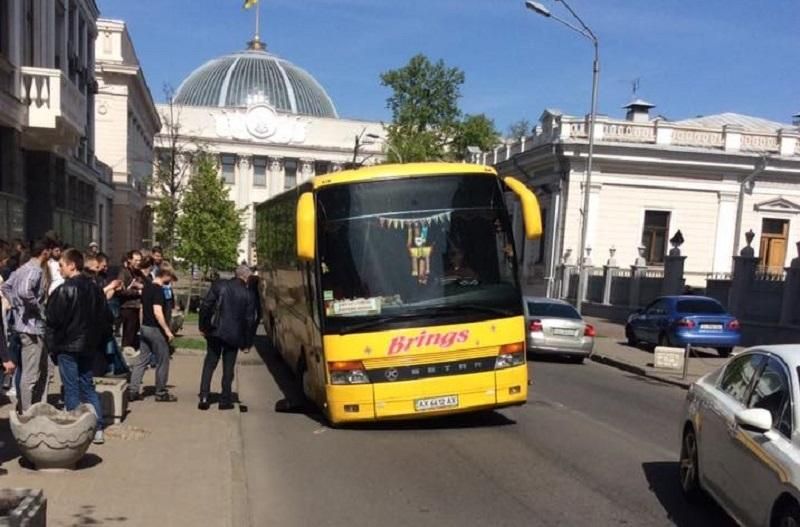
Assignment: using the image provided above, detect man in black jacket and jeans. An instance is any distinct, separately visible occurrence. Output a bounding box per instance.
[198,265,259,410]
[45,249,110,444]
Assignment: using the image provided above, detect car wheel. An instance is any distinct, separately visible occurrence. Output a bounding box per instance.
[625,325,637,347]
[773,499,800,527]
[680,426,703,501]
[717,347,733,358]
[658,332,672,348]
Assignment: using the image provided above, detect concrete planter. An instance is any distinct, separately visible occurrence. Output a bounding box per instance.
[94,377,129,425]
[0,488,47,526]
[9,403,97,471]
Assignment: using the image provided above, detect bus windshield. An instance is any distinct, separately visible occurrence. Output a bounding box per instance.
[317,174,521,333]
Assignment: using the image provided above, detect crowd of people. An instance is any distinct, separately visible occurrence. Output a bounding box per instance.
[0,234,261,446]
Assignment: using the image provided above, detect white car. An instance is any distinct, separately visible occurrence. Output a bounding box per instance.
[680,345,800,526]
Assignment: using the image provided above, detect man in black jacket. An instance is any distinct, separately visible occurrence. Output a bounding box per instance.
[45,249,110,444]
[198,265,259,410]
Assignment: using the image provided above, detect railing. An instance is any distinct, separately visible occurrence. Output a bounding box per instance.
[741,132,780,153]
[20,66,86,133]
[481,114,797,166]
[707,272,732,280]
[602,122,655,143]
[671,126,724,148]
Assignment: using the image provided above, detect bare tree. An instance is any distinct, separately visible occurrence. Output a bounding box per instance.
[150,85,199,255]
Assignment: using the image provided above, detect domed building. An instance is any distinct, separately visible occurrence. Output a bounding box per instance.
[154,38,385,263]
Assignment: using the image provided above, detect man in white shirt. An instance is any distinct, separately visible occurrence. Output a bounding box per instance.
[47,242,64,296]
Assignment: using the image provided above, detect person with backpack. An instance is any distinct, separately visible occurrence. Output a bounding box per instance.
[128,262,178,403]
[197,265,259,410]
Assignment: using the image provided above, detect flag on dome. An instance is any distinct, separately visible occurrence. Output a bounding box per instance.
[243,0,259,9]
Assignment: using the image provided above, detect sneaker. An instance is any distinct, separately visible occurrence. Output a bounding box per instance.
[198,398,210,411]
[93,430,105,445]
[128,391,142,402]
[154,391,178,403]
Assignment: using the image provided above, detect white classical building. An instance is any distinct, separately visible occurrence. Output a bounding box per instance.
[94,18,160,262]
[154,37,386,262]
[0,0,113,249]
[475,102,800,293]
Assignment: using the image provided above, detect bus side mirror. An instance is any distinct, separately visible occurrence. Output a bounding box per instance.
[503,176,543,240]
[296,192,316,261]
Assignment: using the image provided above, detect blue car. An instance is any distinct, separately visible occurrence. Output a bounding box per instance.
[625,296,741,357]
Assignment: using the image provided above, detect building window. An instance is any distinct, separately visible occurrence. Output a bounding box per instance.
[284,159,297,190]
[221,154,236,185]
[253,157,267,187]
[315,161,331,176]
[641,210,670,265]
[759,218,789,274]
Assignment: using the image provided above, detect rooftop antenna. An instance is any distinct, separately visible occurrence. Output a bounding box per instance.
[245,0,266,51]
[631,78,640,97]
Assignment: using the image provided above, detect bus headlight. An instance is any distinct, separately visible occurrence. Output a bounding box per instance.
[329,361,370,385]
[495,343,525,369]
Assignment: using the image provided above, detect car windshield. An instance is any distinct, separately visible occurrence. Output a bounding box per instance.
[527,302,580,320]
[317,174,521,333]
[676,299,725,314]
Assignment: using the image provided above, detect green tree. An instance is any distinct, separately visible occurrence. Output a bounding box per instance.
[380,54,465,162]
[175,152,244,272]
[506,119,532,139]
[451,113,501,160]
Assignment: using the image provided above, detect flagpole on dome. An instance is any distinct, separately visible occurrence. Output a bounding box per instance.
[244,0,266,51]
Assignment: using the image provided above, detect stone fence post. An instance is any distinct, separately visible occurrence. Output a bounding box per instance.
[728,255,759,319]
[662,255,687,295]
[629,265,645,308]
[780,244,800,325]
[560,264,575,299]
[780,267,800,326]
[602,265,617,305]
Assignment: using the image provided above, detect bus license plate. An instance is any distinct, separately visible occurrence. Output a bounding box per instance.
[415,395,458,412]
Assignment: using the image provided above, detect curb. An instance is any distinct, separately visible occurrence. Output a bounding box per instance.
[590,353,692,390]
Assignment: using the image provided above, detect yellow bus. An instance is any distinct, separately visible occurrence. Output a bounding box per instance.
[255,162,542,425]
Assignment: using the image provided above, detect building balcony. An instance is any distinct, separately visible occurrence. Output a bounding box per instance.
[20,66,86,143]
[0,54,25,130]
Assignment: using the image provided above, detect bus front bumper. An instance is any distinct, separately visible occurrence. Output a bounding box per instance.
[326,365,528,424]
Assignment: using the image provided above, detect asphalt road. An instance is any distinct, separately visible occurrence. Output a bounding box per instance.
[237,340,735,527]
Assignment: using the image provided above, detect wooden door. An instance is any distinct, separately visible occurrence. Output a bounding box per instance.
[759,219,789,273]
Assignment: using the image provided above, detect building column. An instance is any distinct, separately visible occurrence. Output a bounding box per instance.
[300,158,315,183]
[269,157,284,194]
[712,191,738,273]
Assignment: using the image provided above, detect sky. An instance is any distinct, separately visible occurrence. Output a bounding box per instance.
[99,0,799,133]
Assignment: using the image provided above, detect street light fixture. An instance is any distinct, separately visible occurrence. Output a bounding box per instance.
[524,0,599,315]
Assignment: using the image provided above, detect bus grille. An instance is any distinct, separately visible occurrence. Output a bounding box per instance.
[362,346,500,369]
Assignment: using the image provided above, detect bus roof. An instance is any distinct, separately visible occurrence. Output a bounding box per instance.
[312,162,498,189]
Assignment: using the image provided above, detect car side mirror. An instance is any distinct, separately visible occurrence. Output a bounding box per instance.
[735,408,772,434]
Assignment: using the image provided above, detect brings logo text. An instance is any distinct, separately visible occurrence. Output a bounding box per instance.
[387,329,470,355]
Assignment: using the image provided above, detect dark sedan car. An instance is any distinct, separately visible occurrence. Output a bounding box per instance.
[625,296,741,357]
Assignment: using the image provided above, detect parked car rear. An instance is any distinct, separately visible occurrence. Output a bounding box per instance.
[524,297,594,363]
[625,296,741,357]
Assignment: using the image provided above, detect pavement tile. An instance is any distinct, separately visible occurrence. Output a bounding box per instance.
[0,353,242,527]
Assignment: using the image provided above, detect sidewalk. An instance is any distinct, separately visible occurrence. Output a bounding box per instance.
[585,316,729,389]
[0,352,249,527]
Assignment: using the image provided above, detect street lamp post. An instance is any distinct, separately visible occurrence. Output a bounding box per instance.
[525,0,599,315]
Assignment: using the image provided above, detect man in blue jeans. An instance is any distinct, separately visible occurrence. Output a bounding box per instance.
[45,249,111,445]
